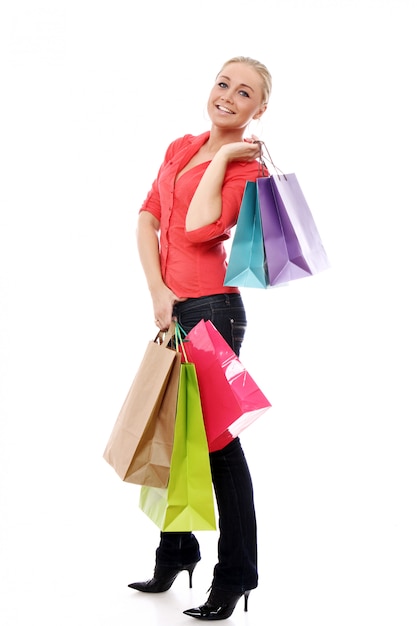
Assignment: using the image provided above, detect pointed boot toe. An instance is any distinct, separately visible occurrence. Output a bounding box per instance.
[183,589,250,620]
[128,561,198,593]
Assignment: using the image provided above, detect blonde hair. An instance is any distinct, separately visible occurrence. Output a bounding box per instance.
[217,56,272,104]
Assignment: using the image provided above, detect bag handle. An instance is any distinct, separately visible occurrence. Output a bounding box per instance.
[255,141,287,180]
[154,321,176,348]
[174,322,189,362]
[154,321,190,363]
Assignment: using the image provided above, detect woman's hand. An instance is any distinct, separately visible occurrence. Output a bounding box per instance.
[217,135,262,163]
[151,284,184,331]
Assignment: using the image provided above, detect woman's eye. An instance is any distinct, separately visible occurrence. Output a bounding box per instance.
[217,82,249,97]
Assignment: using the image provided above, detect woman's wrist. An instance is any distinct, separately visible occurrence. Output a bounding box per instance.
[212,146,231,165]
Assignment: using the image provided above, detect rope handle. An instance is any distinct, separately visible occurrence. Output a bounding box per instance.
[254,140,287,180]
[174,322,189,362]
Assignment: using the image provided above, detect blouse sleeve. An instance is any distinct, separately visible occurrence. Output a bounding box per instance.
[139,175,162,221]
[139,135,194,221]
[185,161,263,243]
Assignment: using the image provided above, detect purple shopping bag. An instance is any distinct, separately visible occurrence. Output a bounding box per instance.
[257,173,330,285]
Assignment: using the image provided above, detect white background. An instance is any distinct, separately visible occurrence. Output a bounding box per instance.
[1,1,416,625]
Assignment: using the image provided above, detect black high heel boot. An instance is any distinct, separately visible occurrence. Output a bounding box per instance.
[128,561,198,593]
[183,587,251,620]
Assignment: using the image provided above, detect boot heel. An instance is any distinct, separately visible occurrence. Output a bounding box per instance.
[243,590,250,612]
[186,562,197,588]
[128,560,199,593]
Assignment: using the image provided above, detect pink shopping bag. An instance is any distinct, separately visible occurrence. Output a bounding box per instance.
[183,320,271,452]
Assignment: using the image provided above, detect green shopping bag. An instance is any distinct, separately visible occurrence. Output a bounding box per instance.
[224,180,268,288]
[139,360,216,531]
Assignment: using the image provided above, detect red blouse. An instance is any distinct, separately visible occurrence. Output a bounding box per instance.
[140,131,262,299]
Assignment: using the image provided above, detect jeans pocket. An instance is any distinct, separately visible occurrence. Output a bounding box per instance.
[230,319,246,356]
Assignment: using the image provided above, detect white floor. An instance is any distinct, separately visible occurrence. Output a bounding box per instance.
[1,400,416,626]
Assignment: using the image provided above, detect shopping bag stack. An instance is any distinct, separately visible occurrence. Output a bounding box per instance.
[104,321,271,530]
[103,322,216,531]
[224,146,330,288]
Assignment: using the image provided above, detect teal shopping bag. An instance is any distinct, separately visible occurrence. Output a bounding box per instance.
[224,181,268,288]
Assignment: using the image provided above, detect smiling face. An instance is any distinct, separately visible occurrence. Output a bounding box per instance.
[207,62,267,131]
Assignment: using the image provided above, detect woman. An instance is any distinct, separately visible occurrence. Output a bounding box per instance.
[128,56,272,621]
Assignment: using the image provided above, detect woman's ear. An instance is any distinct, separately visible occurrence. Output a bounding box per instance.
[253,104,268,120]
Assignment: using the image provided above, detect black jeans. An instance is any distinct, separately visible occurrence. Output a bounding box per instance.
[155,293,258,593]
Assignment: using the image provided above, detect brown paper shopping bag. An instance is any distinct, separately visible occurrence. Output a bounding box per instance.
[103,322,181,487]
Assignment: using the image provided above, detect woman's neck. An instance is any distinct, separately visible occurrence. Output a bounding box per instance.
[205,127,246,154]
